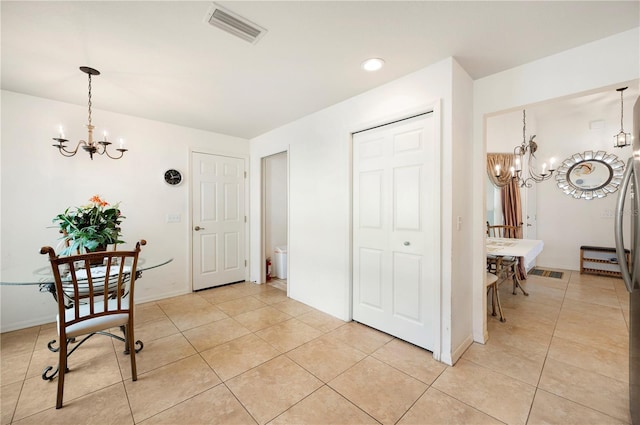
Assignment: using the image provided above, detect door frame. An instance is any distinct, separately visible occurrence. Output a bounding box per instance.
[348,101,443,361]
[261,151,289,294]
[251,147,290,289]
[189,147,250,291]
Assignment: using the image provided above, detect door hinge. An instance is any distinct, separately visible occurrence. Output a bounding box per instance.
[244,260,247,267]
[244,216,247,223]
[244,171,247,178]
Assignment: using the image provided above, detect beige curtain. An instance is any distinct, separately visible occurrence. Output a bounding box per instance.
[486,153,515,188]
[501,175,527,280]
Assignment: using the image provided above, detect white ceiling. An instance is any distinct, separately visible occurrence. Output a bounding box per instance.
[2,1,638,139]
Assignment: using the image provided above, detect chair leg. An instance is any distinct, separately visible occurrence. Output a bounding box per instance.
[487,284,497,316]
[56,338,68,409]
[512,264,529,296]
[126,322,137,381]
[493,284,506,322]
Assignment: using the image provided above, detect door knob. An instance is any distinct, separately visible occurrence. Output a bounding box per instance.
[194,226,205,231]
[403,241,410,246]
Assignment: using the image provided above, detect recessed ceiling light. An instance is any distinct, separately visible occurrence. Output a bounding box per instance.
[361,58,385,72]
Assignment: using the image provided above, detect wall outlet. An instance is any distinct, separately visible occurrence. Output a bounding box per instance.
[600,209,614,219]
[167,213,181,223]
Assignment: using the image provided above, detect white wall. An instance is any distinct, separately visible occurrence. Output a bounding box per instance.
[264,152,288,278]
[249,57,475,364]
[472,28,640,342]
[0,90,249,332]
[449,60,475,361]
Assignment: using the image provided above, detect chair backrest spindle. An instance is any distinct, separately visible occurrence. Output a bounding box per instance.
[486,221,522,239]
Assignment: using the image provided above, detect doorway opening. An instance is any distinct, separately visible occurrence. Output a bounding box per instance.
[262,151,288,292]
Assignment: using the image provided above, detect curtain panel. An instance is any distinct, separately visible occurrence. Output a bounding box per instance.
[486,153,515,188]
[501,172,526,280]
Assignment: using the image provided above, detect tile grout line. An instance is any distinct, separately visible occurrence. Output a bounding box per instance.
[523,270,570,425]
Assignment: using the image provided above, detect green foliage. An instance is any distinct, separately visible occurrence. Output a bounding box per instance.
[53,195,125,256]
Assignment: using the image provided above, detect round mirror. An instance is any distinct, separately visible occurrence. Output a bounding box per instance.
[555,150,625,200]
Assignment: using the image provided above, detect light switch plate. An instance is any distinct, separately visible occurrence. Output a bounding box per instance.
[167,213,181,223]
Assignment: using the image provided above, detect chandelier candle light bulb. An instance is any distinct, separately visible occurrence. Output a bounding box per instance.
[495,164,501,177]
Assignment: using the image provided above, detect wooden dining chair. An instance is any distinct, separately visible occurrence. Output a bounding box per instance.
[40,240,145,409]
[485,272,505,322]
[486,221,526,295]
[486,222,521,238]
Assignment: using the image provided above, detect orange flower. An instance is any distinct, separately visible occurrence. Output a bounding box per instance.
[89,195,109,207]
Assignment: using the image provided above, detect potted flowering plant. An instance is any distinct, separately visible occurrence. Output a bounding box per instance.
[53,195,125,256]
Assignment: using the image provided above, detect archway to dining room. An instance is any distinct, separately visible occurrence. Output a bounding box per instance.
[480,81,639,336]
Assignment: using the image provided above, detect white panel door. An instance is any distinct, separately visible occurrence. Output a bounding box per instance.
[353,113,438,351]
[192,152,246,290]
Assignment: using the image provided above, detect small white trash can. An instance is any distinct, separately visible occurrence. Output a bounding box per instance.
[274,246,287,279]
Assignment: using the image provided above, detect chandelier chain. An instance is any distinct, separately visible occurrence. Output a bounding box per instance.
[522,110,526,144]
[620,89,624,131]
[87,73,93,126]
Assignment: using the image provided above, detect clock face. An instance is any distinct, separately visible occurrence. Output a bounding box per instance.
[164,169,182,186]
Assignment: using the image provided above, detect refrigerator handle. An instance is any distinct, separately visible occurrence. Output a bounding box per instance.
[615,157,634,292]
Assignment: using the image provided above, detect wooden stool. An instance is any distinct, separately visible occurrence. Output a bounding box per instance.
[485,272,505,322]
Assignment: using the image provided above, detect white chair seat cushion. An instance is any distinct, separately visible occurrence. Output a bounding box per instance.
[62,265,132,297]
[59,298,130,338]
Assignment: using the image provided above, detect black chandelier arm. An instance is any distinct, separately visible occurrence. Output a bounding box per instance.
[102,147,128,160]
[52,138,88,157]
[97,141,128,160]
[51,138,127,160]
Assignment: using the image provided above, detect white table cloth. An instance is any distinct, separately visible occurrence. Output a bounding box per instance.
[486,237,544,259]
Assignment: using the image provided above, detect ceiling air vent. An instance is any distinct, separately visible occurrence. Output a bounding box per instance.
[204,3,267,44]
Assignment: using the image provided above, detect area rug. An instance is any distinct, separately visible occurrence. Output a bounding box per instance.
[529,268,564,279]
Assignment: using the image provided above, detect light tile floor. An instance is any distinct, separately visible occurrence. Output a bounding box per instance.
[0,270,631,424]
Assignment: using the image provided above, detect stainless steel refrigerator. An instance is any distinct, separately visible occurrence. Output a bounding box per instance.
[615,95,640,424]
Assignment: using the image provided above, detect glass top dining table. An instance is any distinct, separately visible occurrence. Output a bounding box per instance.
[0,257,173,286]
[486,237,544,259]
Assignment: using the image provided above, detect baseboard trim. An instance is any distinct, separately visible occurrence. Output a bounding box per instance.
[446,334,474,365]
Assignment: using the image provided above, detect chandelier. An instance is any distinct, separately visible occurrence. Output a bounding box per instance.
[507,110,556,188]
[613,86,631,148]
[52,67,127,160]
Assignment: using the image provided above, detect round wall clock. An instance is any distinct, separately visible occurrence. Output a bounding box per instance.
[164,169,182,186]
